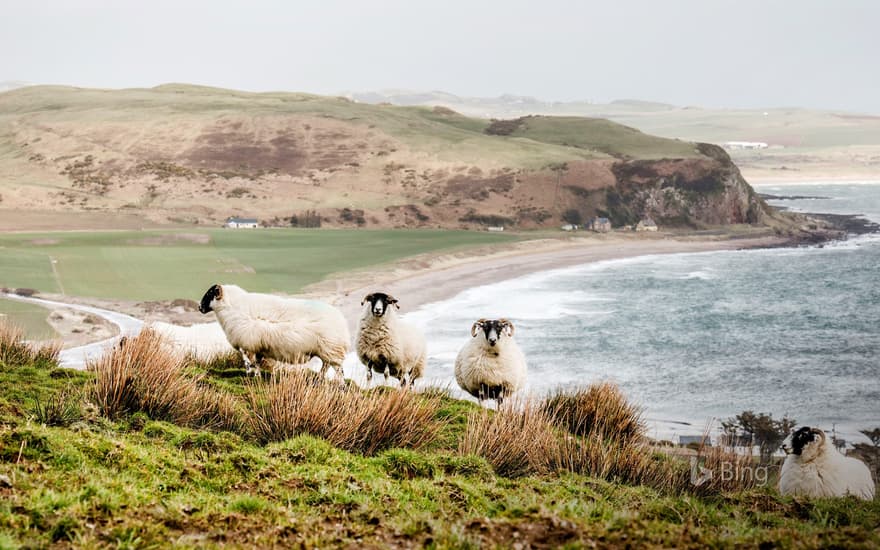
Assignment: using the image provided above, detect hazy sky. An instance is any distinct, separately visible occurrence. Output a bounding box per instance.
[2,0,879,112]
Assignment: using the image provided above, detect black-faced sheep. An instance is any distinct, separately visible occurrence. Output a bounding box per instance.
[356,292,426,387]
[778,426,875,500]
[198,284,350,379]
[454,318,526,405]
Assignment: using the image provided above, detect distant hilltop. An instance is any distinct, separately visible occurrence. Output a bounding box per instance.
[0,80,33,93]
[0,84,805,232]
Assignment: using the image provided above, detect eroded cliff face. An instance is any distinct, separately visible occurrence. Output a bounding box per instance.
[603,143,767,227]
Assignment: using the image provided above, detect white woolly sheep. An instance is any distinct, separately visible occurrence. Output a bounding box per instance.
[454,318,526,405]
[356,292,427,387]
[778,426,875,500]
[198,283,350,378]
[149,321,234,362]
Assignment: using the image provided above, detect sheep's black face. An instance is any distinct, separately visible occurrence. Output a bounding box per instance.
[472,319,514,347]
[199,284,223,314]
[783,426,820,456]
[363,292,398,318]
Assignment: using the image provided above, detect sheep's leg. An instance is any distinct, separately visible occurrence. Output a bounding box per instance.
[253,352,265,378]
[239,349,257,376]
[365,360,374,383]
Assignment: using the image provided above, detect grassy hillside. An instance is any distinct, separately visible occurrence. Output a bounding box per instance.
[0,327,877,548]
[352,91,880,181]
[0,85,714,230]
[0,229,517,301]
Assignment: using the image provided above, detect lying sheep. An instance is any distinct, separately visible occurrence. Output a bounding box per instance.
[454,318,526,405]
[198,283,350,379]
[356,292,426,387]
[778,426,875,500]
[149,321,234,362]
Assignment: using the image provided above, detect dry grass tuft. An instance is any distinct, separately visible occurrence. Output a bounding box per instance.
[542,382,645,444]
[0,320,61,368]
[88,329,242,432]
[246,370,442,455]
[548,432,670,489]
[458,400,559,477]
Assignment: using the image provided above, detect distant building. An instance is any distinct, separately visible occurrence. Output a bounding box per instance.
[723,141,769,150]
[636,217,658,232]
[486,226,505,232]
[560,223,578,232]
[225,217,259,229]
[586,217,612,232]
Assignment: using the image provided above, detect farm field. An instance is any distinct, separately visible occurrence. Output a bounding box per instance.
[0,297,56,339]
[0,228,518,302]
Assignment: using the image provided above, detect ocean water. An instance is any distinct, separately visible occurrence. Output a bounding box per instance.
[403,182,880,443]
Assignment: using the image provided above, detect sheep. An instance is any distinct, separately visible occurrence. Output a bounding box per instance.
[356,292,427,388]
[198,283,350,379]
[778,426,875,500]
[149,321,235,362]
[454,318,526,405]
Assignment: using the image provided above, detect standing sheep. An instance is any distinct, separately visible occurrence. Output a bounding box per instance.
[778,426,875,500]
[356,292,426,387]
[198,284,350,379]
[454,318,526,405]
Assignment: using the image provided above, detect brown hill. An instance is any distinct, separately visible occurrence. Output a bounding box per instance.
[0,84,775,230]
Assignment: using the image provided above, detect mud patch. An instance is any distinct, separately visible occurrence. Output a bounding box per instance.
[29,239,60,246]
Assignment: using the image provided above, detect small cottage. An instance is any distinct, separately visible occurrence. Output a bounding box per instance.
[560,223,577,232]
[636,217,658,232]
[225,217,259,229]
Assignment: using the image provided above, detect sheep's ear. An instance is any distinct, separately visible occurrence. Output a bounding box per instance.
[215,284,223,300]
[388,295,400,309]
[812,428,826,442]
[501,319,515,337]
[471,320,484,337]
[361,293,373,306]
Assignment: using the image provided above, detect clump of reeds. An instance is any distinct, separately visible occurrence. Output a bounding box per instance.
[246,370,443,455]
[88,329,242,432]
[0,320,61,368]
[30,386,85,427]
[457,400,559,477]
[542,382,645,444]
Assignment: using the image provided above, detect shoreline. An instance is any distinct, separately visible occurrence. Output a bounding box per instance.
[315,233,791,332]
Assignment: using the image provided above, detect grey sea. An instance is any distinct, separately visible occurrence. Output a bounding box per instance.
[404,182,880,444]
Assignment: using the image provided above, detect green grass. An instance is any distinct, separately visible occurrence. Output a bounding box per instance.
[503,116,702,160]
[0,298,56,340]
[0,228,518,301]
[0,343,877,548]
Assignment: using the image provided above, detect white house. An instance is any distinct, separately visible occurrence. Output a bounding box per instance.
[225,217,259,229]
[723,141,768,150]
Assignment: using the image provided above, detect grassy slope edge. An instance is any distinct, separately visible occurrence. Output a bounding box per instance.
[0,327,877,548]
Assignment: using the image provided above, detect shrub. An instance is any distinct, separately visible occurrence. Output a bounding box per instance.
[0,320,60,368]
[88,330,243,432]
[542,382,645,445]
[246,370,442,455]
[547,432,669,490]
[457,401,558,477]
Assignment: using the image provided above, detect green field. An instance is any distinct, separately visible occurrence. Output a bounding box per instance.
[0,297,56,339]
[0,229,518,301]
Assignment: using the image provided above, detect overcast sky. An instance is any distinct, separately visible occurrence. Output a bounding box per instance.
[2,0,879,112]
